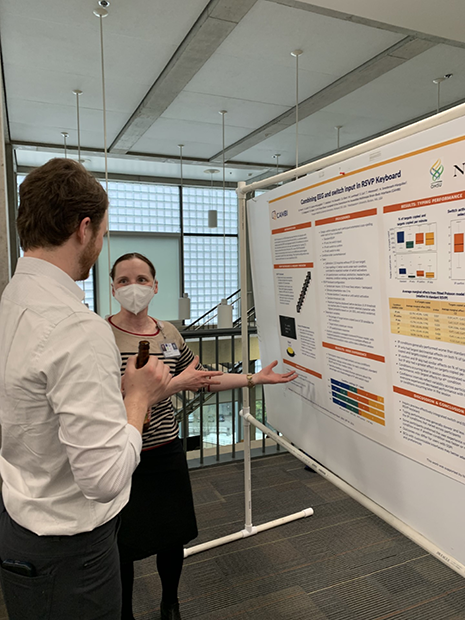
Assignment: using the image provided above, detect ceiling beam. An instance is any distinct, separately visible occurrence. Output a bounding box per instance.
[209,36,436,162]
[16,167,240,189]
[109,0,258,154]
[12,140,289,172]
[269,0,465,49]
[298,95,465,168]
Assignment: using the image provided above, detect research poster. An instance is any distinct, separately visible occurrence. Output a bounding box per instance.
[267,117,465,484]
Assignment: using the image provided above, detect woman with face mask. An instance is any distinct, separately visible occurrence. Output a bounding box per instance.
[108,252,298,620]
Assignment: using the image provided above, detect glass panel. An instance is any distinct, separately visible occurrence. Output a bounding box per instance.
[184,236,239,322]
[104,181,180,233]
[183,187,238,234]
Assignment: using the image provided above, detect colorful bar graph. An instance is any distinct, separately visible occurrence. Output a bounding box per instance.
[425,232,435,245]
[330,379,385,426]
[415,233,424,244]
[397,231,405,243]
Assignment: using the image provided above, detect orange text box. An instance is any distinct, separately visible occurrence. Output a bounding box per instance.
[393,386,465,416]
[274,262,313,269]
[323,341,385,363]
[272,221,312,235]
[283,359,322,379]
[315,207,377,227]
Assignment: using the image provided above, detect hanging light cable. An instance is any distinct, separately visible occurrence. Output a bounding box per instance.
[93,2,112,313]
[220,110,227,296]
[205,168,219,227]
[335,125,342,151]
[217,110,232,328]
[73,90,82,162]
[178,144,190,321]
[61,132,69,158]
[433,74,452,114]
[291,50,303,170]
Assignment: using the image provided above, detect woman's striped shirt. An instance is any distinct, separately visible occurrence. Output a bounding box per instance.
[108,316,196,451]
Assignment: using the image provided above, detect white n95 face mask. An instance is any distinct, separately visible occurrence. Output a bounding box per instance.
[114,284,155,315]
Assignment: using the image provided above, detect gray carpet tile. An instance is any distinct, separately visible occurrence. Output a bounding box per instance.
[126,453,465,619]
[1,452,464,620]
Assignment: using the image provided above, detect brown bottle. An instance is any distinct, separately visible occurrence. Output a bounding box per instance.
[136,340,150,369]
[135,340,151,432]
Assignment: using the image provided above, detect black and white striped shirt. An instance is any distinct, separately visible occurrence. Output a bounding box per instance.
[108,316,196,450]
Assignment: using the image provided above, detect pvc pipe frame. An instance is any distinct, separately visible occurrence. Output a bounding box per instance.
[185,182,315,559]
[240,412,465,579]
[231,103,465,579]
[184,505,314,558]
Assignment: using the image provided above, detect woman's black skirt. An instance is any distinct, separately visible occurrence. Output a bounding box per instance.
[117,437,198,562]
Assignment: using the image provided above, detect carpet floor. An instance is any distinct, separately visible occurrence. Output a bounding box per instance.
[132,452,465,619]
[1,452,464,619]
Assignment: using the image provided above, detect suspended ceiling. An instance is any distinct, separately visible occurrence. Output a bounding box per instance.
[2,0,465,183]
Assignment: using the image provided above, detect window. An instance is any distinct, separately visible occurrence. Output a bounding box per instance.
[183,187,237,234]
[17,173,239,322]
[106,181,180,233]
[184,236,239,321]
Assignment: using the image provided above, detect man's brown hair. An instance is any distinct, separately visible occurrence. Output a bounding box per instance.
[17,158,108,251]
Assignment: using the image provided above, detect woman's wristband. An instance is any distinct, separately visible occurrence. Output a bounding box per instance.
[246,373,255,389]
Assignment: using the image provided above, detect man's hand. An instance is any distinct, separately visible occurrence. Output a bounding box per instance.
[123,355,172,433]
[169,356,222,394]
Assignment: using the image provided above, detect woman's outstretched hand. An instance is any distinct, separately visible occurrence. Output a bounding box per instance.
[170,356,223,394]
[255,360,298,385]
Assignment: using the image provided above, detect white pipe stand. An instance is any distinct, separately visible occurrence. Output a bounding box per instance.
[184,181,314,559]
[240,412,465,578]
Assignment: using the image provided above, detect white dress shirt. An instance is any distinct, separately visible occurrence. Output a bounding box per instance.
[0,258,142,535]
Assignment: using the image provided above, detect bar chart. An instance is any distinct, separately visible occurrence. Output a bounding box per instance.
[330,378,385,426]
[393,224,437,253]
[395,253,437,280]
[390,223,437,280]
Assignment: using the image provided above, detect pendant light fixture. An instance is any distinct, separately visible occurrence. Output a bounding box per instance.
[73,89,82,162]
[205,168,219,228]
[61,132,69,158]
[178,144,191,321]
[217,109,233,329]
[433,74,452,114]
[273,153,281,175]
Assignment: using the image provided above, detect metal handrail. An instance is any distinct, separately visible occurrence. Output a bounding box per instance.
[177,325,273,464]
[183,289,241,331]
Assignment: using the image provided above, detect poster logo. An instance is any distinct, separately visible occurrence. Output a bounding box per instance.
[430,158,444,189]
[271,209,288,220]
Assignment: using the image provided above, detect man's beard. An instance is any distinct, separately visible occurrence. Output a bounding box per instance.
[78,233,99,281]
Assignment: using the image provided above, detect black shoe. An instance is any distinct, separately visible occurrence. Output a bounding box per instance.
[160,600,181,620]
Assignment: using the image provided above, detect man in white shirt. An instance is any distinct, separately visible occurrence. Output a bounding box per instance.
[0,158,172,619]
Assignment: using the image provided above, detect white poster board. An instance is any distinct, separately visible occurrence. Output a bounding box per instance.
[248,114,465,570]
